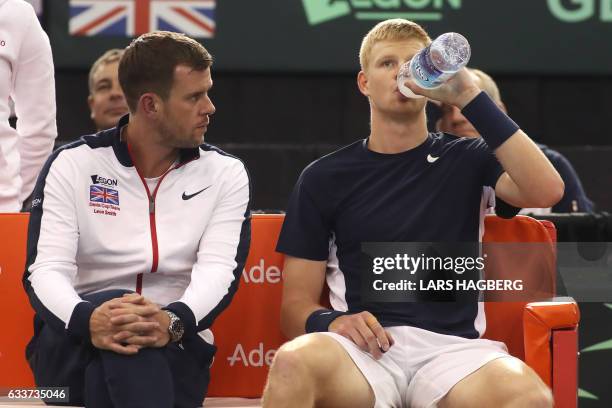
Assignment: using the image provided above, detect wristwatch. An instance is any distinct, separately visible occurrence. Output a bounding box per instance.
[164,310,184,342]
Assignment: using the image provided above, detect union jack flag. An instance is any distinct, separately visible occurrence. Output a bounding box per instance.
[90,185,120,205]
[69,0,215,38]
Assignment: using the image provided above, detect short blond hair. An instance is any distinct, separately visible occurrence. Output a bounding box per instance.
[359,19,431,71]
[88,49,124,93]
[469,68,502,104]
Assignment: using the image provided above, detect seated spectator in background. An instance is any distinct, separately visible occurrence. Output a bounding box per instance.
[24,31,251,407]
[88,48,129,131]
[437,68,594,214]
[0,0,57,211]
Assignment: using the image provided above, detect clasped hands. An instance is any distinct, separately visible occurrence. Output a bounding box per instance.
[89,293,171,355]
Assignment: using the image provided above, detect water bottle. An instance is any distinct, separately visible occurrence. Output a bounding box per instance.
[397,32,471,98]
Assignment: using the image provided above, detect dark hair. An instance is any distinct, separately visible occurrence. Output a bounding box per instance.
[119,31,213,112]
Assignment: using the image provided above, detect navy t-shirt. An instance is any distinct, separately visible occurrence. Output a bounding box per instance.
[277,133,504,338]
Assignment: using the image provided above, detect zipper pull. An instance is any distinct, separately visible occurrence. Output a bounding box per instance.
[149,196,155,214]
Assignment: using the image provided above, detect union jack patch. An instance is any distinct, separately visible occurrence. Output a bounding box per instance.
[90,185,120,205]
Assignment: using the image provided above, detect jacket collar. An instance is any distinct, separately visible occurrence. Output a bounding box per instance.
[111,114,200,167]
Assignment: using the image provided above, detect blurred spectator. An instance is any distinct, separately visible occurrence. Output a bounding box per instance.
[88,49,129,131]
[437,68,594,214]
[0,0,57,211]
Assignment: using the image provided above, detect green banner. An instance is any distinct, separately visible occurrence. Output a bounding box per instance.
[47,0,612,74]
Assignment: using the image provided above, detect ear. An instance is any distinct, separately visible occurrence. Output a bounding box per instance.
[357,70,369,97]
[139,93,159,116]
[87,95,95,119]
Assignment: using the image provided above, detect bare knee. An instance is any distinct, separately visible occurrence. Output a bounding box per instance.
[268,343,310,386]
[264,334,374,408]
[440,358,554,408]
[507,385,553,408]
[495,369,553,408]
[263,344,311,407]
[264,334,340,402]
[268,334,340,383]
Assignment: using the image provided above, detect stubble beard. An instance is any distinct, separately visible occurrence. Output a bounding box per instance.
[158,118,204,149]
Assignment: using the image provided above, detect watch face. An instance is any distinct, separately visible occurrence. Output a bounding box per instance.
[172,319,184,334]
[166,311,184,342]
[169,314,184,341]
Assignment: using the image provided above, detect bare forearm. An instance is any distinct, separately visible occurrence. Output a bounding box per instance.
[495,132,564,208]
[280,257,328,338]
[280,299,326,339]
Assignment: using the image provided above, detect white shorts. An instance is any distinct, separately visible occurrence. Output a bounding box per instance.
[321,326,515,408]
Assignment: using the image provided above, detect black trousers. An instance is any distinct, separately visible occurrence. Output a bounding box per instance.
[26,290,216,408]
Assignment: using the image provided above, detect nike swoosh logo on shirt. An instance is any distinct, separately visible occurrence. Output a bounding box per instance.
[182,186,211,200]
[427,154,439,163]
